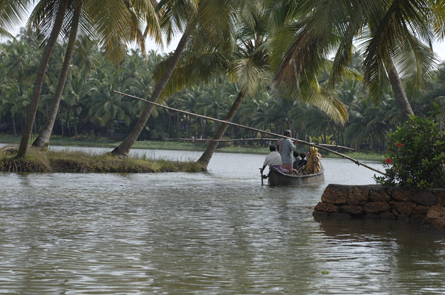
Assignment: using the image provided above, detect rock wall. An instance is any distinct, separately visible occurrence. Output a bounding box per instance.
[313,184,445,233]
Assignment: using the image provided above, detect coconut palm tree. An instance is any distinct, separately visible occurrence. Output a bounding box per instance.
[63,66,91,138]
[88,82,131,139]
[30,0,161,149]
[16,0,69,157]
[271,0,438,124]
[17,0,162,155]
[192,7,273,169]
[417,64,445,126]
[0,28,13,54]
[110,0,240,157]
[0,80,18,136]
[31,1,81,148]
[71,35,100,82]
[2,38,34,97]
[153,2,350,169]
[345,97,390,151]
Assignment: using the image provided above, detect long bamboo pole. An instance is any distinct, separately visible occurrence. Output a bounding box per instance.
[113,90,386,175]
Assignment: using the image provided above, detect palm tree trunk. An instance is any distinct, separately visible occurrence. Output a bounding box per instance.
[110,23,193,157]
[167,112,171,137]
[12,113,17,137]
[33,117,37,135]
[73,112,78,139]
[336,126,339,145]
[388,64,414,122]
[60,110,64,137]
[196,91,246,170]
[17,0,68,157]
[176,113,179,136]
[67,109,71,136]
[32,6,80,148]
[20,113,24,134]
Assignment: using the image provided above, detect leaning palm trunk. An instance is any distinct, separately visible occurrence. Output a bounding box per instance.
[17,0,69,157]
[110,23,193,157]
[388,65,414,122]
[32,7,80,149]
[196,90,246,170]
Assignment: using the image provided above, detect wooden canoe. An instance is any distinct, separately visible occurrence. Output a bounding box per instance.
[267,166,325,186]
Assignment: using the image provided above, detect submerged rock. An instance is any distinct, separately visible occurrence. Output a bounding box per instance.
[421,206,445,233]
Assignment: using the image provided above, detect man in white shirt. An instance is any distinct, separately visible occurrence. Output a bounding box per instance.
[260,145,289,175]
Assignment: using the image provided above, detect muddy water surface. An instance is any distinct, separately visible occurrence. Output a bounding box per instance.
[1,147,444,294]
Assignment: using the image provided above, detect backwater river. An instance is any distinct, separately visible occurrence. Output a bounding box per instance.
[1,145,445,294]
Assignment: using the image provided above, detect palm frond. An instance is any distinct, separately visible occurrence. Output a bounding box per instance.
[154,49,234,99]
[230,57,265,94]
[303,89,349,124]
[394,33,438,89]
[363,0,434,86]
[0,0,30,30]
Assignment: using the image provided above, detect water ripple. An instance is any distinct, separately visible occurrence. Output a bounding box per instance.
[0,149,444,294]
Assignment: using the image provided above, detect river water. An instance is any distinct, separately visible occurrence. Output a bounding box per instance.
[1,146,445,294]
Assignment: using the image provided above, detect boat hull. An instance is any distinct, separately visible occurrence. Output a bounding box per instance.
[267,167,324,186]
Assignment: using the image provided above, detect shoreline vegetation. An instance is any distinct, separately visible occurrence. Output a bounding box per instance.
[0,135,385,173]
[0,144,203,173]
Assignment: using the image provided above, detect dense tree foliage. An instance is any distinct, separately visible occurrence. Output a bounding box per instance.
[1,31,444,153]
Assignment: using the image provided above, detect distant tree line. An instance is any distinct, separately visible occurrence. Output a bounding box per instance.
[0,29,444,152]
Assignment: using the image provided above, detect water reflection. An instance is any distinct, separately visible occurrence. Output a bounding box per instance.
[314,218,445,294]
[0,146,444,294]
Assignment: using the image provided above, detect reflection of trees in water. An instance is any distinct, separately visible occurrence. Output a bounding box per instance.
[144,190,322,292]
[258,193,321,291]
[315,216,444,247]
[315,217,445,293]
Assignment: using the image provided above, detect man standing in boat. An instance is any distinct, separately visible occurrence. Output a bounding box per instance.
[281,130,298,173]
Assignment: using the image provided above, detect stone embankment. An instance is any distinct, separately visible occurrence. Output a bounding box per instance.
[313,184,445,233]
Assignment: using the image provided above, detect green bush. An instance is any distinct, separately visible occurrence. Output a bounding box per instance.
[375,115,445,188]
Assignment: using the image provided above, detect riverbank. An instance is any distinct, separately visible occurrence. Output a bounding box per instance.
[0,146,202,173]
[0,135,386,161]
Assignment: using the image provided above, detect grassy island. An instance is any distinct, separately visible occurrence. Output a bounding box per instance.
[0,146,203,173]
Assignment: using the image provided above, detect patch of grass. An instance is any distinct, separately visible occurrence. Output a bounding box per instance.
[0,146,202,173]
[0,135,21,144]
[133,140,208,151]
[328,151,386,161]
[217,145,268,154]
[0,146,50,172]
